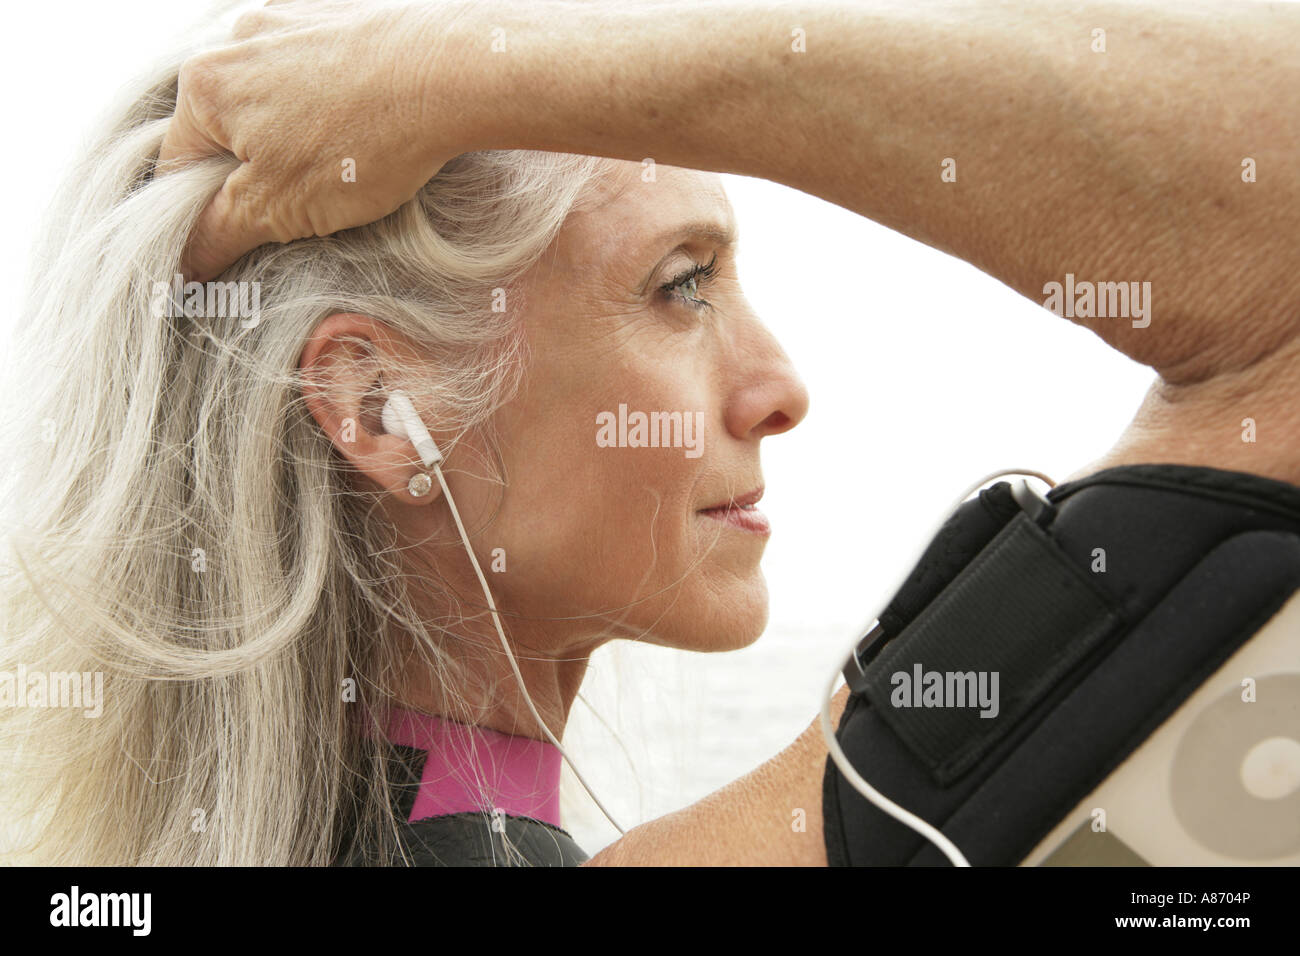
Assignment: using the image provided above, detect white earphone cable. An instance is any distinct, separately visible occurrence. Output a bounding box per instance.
[384,388,626,836]
[431,461,628,836]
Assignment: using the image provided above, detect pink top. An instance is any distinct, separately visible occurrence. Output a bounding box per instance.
[385,707,564,829]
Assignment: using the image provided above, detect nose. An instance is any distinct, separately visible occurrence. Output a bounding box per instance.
[724,319,810,441]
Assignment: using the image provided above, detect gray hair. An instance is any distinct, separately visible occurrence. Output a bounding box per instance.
[0,40,608,865]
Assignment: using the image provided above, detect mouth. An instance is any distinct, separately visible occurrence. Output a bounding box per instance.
[697,487,770,535]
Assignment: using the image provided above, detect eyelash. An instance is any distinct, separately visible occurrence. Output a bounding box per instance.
[660,253,720,310]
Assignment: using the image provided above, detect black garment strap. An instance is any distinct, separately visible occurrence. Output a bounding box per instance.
[385,811,590,867]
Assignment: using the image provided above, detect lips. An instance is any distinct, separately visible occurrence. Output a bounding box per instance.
[699,487,764,512]
[697,486,770,535]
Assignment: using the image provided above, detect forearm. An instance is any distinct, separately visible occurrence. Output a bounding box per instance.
[583,684,850,866]
[427,0,1300,380]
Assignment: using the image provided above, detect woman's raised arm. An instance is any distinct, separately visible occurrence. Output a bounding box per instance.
[164,0,1300,381]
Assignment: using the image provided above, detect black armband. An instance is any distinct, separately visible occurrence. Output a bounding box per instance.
[823,464,1300,866]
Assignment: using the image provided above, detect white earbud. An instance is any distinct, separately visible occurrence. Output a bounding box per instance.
[381,389,443,469]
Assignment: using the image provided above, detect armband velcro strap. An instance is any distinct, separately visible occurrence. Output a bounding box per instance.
[860,512,1121,785]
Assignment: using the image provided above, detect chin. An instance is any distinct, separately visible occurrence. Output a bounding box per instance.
[640,571,771,653]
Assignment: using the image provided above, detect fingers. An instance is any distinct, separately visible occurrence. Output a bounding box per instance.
[163,92,245,281]
[158,112,213,172]
[158,65,228,170]
[179,164,269,282]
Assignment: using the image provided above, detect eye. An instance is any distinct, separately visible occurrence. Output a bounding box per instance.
[660,253,719,310]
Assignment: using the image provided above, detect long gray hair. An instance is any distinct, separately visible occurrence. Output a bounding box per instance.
[0,37,607,864]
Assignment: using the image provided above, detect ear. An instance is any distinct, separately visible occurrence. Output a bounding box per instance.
[299,313,446,506]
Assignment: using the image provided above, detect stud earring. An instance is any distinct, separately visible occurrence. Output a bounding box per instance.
[407,472,433,498]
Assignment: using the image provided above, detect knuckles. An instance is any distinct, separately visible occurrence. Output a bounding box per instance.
[230,11,276,41]
[175,53,229,129]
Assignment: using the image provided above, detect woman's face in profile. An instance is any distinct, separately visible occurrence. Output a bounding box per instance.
[458,161,809,654]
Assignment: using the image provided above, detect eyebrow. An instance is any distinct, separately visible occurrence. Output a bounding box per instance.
[638,218,740,294]
[656,218,739,250]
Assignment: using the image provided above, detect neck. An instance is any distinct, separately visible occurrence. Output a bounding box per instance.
[393,590,602,744]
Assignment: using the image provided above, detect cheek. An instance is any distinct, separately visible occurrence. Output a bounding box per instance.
[591,445,703,557]
[489,419,706,616]
[485,326,724,617]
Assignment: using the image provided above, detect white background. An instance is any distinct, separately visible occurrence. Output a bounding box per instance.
[1,0,1166,855]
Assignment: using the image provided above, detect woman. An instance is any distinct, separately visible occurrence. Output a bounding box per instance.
[0,15,817,863]
[8,0,1300,867]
